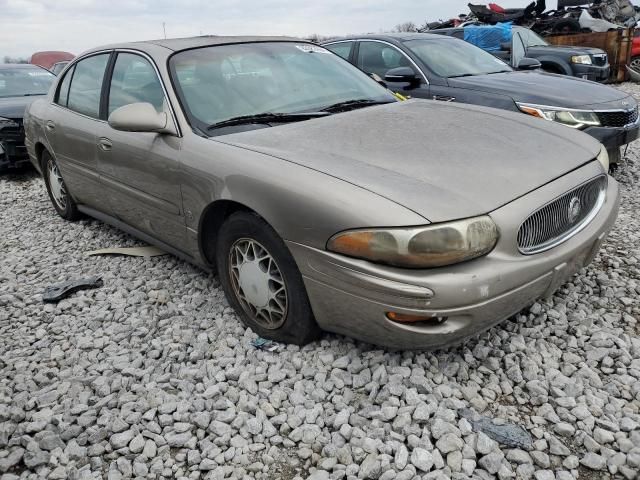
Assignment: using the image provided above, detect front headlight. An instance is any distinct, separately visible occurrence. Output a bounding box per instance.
[571,55,592,65]
[517,103,601,129]
[327,216,499,269]
[597,145,609,172]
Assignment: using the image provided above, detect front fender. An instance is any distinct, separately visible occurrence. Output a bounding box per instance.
[180,136,428,253]
[537,57,573,76]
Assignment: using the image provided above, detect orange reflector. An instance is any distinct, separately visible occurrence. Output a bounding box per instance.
[386,312,435,323]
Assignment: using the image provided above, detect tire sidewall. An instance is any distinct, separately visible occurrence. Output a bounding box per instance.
[216,212,320,345]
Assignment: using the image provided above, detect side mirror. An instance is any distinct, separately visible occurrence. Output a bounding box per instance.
[108,102,176,135]
[369,72,388,88]
[517,57,542,70]
[384,67,419,86]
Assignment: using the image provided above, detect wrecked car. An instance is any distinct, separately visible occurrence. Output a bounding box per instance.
[464,1,638,35]
[0,64,55,172]
[25,36,619,349]
[324,32,637,165]
[434,25,611,82]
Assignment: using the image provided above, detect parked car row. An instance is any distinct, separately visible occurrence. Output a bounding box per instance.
[18,35,621,349]
[323,32,639,165]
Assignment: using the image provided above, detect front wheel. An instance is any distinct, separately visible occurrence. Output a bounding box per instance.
[216,211,322,345]
[630,56,640,73]
[42,151,80,221]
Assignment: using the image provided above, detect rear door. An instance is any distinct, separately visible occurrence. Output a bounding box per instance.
[355,40,430,99]
[95,51,186,249]
[46,52,111,210]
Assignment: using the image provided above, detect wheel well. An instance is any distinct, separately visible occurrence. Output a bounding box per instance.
[35,143,46,168]
[199,200,254,268]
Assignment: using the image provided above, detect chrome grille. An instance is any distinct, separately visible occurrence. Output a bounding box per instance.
[596,107,638,127]
[517,175,607,254]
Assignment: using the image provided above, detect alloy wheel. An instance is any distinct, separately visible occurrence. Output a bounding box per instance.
[229,238,288,329]
[631,57,640,73]
[47,159,67,211]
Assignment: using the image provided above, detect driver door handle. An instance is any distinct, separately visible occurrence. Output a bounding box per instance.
[98,138,112,152]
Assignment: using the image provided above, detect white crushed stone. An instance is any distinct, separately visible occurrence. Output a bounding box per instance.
[1,83,640,480]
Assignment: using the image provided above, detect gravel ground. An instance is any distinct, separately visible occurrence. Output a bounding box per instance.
[1,87,640,480]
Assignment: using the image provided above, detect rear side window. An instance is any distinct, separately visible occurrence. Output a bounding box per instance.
[325,42,354,60]
[67,54,110,118]
[108,53,165,116]
[56,66,74,107]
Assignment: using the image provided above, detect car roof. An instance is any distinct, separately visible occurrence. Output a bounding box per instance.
[0,64,46,70]
[84,35,306,54]
[324,32,456,43]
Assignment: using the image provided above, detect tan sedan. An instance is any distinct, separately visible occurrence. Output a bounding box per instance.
[25,36,619,349]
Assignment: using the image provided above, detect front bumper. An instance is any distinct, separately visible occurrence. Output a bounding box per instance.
[584,118,640,151]
[0,128,31,171]
[572,63,610,82]
[289,162,619,350]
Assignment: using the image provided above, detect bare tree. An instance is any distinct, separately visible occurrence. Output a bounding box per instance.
[3,56,29,64]
[393,22,418,33]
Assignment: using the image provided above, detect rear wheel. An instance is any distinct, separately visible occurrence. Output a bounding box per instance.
[630,56,640,73]
[42,150,80,220]
[216,211,322,345]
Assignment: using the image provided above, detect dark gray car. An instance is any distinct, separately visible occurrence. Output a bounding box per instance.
[0,64,55,172]
[25,37,619,349]
[323,33,638,164]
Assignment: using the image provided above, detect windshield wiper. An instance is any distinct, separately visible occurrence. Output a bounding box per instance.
[207,112,330,131]
[447,73,476,78]
[321,99,394,113]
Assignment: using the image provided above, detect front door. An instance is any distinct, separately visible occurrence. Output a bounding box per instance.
[356,40,430,99]
[96,51,186,250]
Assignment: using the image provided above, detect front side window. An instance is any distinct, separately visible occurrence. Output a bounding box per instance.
[0,67,54,98]
[67,53,110,118]
[108,53,165,116]
[325,42,354,60]
[357,41,413,78]
[406,38,512,78]
[514,27,548,47]
[169,42,395,134]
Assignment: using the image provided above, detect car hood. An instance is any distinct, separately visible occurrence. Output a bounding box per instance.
[528,45,605,56]
[0,96,41,119]
[216,100,601,222]
[448,71,630,109]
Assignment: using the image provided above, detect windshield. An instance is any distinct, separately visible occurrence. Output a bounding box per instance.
[169,42,396,134]
[0,67,54,98]
[405,38,512,78]
[514,27,548,47]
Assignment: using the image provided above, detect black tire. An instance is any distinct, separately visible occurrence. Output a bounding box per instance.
[42,150,80,221]
[552,18,581,34]
[216,211,322,345]
[607,147,621,168]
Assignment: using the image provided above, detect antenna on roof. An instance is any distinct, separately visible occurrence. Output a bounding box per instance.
[163,22,167,39]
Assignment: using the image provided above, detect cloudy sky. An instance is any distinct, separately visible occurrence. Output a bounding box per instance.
[0,0,556,59]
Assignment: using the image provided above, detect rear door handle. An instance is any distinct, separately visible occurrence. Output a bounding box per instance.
[45,120,55,131]
[98,138,112,152]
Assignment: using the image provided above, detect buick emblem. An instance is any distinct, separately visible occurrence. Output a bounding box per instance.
[622,101,629,107]
[568,197,582,223]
